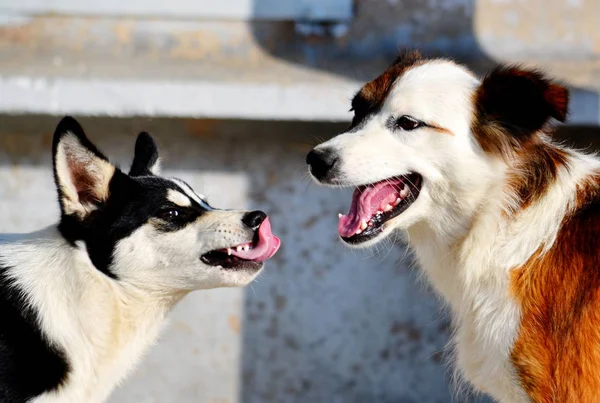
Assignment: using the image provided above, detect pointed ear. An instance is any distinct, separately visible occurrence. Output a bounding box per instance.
[52,116,117,218]
[129,132,160,177]
[474,66,568,155]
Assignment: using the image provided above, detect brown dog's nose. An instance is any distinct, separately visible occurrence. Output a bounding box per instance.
[242,210,267,231]
[306,147,338,181]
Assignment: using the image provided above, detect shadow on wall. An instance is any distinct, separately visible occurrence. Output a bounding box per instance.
[250,0,491,82]
[249,0,599,76]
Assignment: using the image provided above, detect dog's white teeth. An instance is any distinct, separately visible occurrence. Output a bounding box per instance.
[400,188,409,198]
[384,203,393,212]
[243,245,249,252]
[338,213,343,219]
[393,197,401,206]
[227,248,232,256]
[236,245,243,252]
[355,228,363,235]
[360,220,368,230]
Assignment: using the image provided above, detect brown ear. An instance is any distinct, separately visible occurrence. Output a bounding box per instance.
[474,66,569,156]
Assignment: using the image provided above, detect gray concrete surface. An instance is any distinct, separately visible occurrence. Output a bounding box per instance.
[1,0,352,21]
[0,115,511,402]
[0,0,598,123]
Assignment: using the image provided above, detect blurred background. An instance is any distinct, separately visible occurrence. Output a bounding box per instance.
[0,0,598,402]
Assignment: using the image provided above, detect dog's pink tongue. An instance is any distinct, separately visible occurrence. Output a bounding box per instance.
[338,189,364,238]
[231,217,281,262]
[338,182,399,238]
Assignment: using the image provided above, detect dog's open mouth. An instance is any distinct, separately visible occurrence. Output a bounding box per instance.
[339,173,423,244]
[201,217,281,270]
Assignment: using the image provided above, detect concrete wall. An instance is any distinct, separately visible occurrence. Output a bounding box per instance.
[1,0,598,122]
[0,116,468,402]
[0,1,598,402]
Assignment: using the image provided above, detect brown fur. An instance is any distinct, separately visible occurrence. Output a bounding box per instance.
[510,175,600,402]
[472,66,568,160]
[350,50,423,127]
[428,125,454,135]
[504,141,569,213]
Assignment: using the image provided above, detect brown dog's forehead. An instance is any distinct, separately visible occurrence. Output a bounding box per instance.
[352,50,425,115]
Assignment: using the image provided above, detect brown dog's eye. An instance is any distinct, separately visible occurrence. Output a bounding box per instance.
[395,115,422,131]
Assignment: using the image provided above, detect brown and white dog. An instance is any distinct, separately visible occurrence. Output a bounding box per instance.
[307,51,600,402]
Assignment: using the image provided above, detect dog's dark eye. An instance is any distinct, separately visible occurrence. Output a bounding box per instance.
[395,115,422,131]
[158,209,180,220]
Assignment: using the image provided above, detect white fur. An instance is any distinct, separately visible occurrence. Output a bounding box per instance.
[312,60,600,402]
[149,158,162,175]
[167,189,192,207]
[170,178,206,205]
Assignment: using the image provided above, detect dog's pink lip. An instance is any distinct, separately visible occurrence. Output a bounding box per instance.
[338,174,422,239]
[226,217,281,262]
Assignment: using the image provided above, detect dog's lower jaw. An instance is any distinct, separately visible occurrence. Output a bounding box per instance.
[217,265,264,288]
[341,208,426,250]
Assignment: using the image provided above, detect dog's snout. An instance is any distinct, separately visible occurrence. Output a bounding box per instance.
[242,210,267,230]
[306,148,338,181]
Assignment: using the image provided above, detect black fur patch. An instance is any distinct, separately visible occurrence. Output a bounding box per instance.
[60,174,212,277]
[0,265,69,402]
[473,66,569,157]
[129,132,159,177]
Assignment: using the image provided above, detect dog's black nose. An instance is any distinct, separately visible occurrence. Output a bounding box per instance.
[306,148,338,181]
[242,210,267,230]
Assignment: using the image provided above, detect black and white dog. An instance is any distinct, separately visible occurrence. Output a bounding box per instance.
[0,117,280,402]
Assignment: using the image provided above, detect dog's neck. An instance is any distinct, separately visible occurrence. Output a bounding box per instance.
[0,226,186,401]
[404,149,503,302]
[406,139,594,311]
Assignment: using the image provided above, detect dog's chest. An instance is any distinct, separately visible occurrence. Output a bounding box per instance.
[95,323,166,401]
[416,244,528,401]
[454,287,528,402]
[31,288,169,403]
[85,314,168,402]
[35,320,166,403]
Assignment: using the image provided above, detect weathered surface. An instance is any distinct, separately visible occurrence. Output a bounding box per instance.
[0,0,352,21]
[475,0,600,60]
[0,0,598,123]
